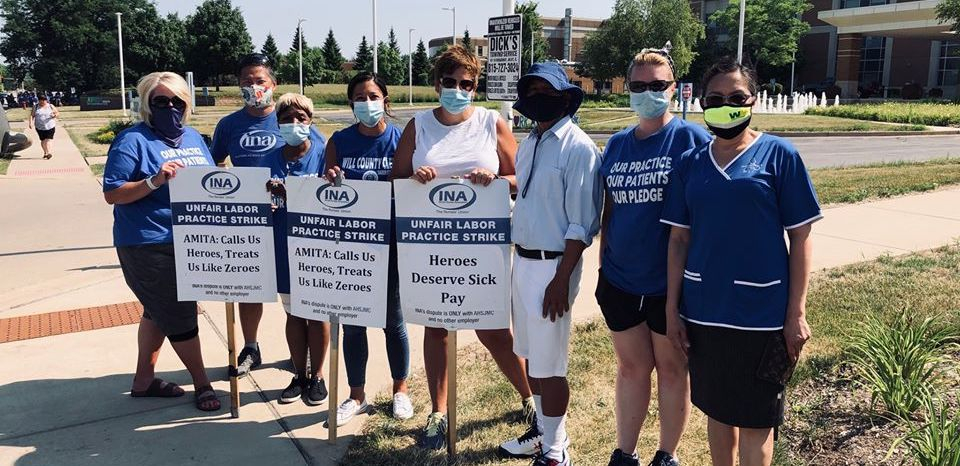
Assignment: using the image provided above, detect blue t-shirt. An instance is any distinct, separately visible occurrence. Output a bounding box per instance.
[600,118,711,296]
[660,134,822,330]
[259,132,326,293]
[103,123,214,247]
[211,109,283,167]
[329,123,401,181]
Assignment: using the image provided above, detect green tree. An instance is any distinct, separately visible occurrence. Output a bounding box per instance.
[278,46,326,87]
[516,1,550,75]
[461,28,472,49]
[184,0,254,90]
[412,39,430,85]
[290,26,307,52]
[261,33,283,75]
[377,41,405,85]
[354,35,373,72]
[321,29,345,73]
[387,28,401,55]
[576,0,704,88]
[710,0,811,69]
[937,0,960,34]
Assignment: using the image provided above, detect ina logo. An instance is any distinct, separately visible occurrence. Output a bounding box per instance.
[316,184,359,209]
[362,170,379,181]
[201,171,241,196]
[239,130,277,153]
[429,183,477,210]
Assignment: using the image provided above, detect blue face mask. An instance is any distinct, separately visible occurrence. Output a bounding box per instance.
[279,123,310,146]
[630,91,671,119]
[149,106,185,147]
[353,100,385,127]
[440,88,472,115]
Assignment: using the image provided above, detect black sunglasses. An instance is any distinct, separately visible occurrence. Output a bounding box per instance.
[150,95,187,110]
[628,80,675,93]
[703,93,754,108]
[440,77,476,92]
[239,53,271,69]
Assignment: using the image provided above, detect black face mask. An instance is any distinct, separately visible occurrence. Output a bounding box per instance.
[706,118,751,140]
[515,93,568,123]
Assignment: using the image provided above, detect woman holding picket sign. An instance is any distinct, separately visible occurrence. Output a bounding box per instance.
[323,72,414,427]
[258,93,331,407]
[102,72,219,412]
[390,45,534,451]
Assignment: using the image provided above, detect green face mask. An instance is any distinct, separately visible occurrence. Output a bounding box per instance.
[703,105,752,139]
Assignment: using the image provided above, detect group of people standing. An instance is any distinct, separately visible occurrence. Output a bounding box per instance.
[102,42,819,466]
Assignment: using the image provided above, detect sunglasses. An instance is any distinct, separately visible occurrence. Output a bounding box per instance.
[628,80,675,93]
[150,95,187,110]
[239,53,271,69]
[703,93,754,108]
[441,77,476,92]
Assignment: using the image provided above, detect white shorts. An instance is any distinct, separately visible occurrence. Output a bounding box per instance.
[511,252,582,379]
[280,293,291,314]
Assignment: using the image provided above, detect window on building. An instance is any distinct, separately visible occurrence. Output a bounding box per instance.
[841,0,887,8]
[477,46,484,56]
[939,41,960,87]
[858,36,886,91]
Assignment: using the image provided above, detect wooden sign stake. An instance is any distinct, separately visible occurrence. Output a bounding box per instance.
[225,302,240,418]
[447,329,458,458]
[328,314,341,443]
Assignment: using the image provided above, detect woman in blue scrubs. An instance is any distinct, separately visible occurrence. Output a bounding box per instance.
[661,59,821,466]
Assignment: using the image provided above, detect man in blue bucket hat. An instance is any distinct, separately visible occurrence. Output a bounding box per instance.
[498,62,603,466]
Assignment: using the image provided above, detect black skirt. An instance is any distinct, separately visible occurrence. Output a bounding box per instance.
[686,322,791,428]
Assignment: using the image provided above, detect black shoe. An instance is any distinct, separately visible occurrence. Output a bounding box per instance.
[279,375,304,404]
[648,450,679,466]
[609,449,639,466]
[236,345,262,377]
[305,377,328,406]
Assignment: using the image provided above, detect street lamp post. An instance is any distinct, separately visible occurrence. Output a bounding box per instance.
[408,28,416,106]
[737,0,746,64]
[116,12,127,116]
[298,18,307,94]
[442,7,456,46]
[373,0,379,73]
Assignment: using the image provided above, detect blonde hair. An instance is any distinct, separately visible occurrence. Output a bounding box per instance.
[276,93,315,120]
[136,72,193,126]
[432,45,482,84]
[627,52,675,81]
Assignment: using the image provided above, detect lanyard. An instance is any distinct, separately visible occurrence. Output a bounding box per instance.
[520,132,543,199]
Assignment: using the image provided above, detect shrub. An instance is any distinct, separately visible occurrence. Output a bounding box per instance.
[759,82,784,96]
[87,119,134,145]
[888,397,960,466]
[91,131,115,144]
[929,88,944,98]
[807,102,960,126]
[845,311,957,420]
[903,82,924,100]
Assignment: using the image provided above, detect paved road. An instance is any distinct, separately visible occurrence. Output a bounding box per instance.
[317,108,960,169]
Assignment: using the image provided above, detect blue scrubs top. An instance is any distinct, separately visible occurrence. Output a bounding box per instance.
[600,118,711,296]
[660,134,822,330]
[329,123,401,181]
[211,109,284,167]
[259,132,326,294]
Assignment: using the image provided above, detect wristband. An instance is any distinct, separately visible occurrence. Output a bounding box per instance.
[145,176,160,191]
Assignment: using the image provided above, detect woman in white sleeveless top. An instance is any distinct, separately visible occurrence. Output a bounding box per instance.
[28,94,59,159]
[391,45,533,451]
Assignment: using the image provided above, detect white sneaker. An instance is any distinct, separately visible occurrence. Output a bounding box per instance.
[392,392,414,420]
[498,424,543,458]
[335,398,368,426]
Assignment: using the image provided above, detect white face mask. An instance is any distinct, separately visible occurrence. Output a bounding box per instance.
[353,100,385,127]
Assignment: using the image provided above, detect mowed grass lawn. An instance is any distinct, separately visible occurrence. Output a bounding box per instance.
[344,244,960,466]
[577,109,927,133]
[810,158,960,204]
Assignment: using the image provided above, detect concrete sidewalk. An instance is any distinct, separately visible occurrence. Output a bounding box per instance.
[1,126,959,465]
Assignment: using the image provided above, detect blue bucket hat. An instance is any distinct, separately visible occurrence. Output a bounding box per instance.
[514,62,584,117]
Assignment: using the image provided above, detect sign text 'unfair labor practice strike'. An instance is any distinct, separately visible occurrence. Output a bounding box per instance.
[285,177,392,328]
[394,179,512,330]
[170,166,277,302]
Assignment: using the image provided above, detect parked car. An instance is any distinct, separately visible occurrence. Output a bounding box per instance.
[0,93,8,109]
[0,105,32,156]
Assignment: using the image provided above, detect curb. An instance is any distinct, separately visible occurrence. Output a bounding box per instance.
[513,129,960,138]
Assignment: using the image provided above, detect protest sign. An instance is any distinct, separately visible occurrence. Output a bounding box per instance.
[393,179,511,330]
[486,14,523,101]
[170,166,277,302]
[285,177,393,328]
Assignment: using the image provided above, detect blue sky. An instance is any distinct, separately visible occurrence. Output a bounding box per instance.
[157,0,617,57]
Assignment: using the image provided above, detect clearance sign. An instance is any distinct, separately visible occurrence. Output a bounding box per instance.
[486,14,522,101]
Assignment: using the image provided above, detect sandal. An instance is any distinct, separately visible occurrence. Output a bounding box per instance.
[131,378,185,398]
[194,385,221,412]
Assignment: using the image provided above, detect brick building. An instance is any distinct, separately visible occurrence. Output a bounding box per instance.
[690,0,956,98]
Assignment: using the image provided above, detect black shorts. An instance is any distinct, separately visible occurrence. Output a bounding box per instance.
[36,127,55,140]
[687,322,790,428]
[117,243,198,337]
[595,270,667,334]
